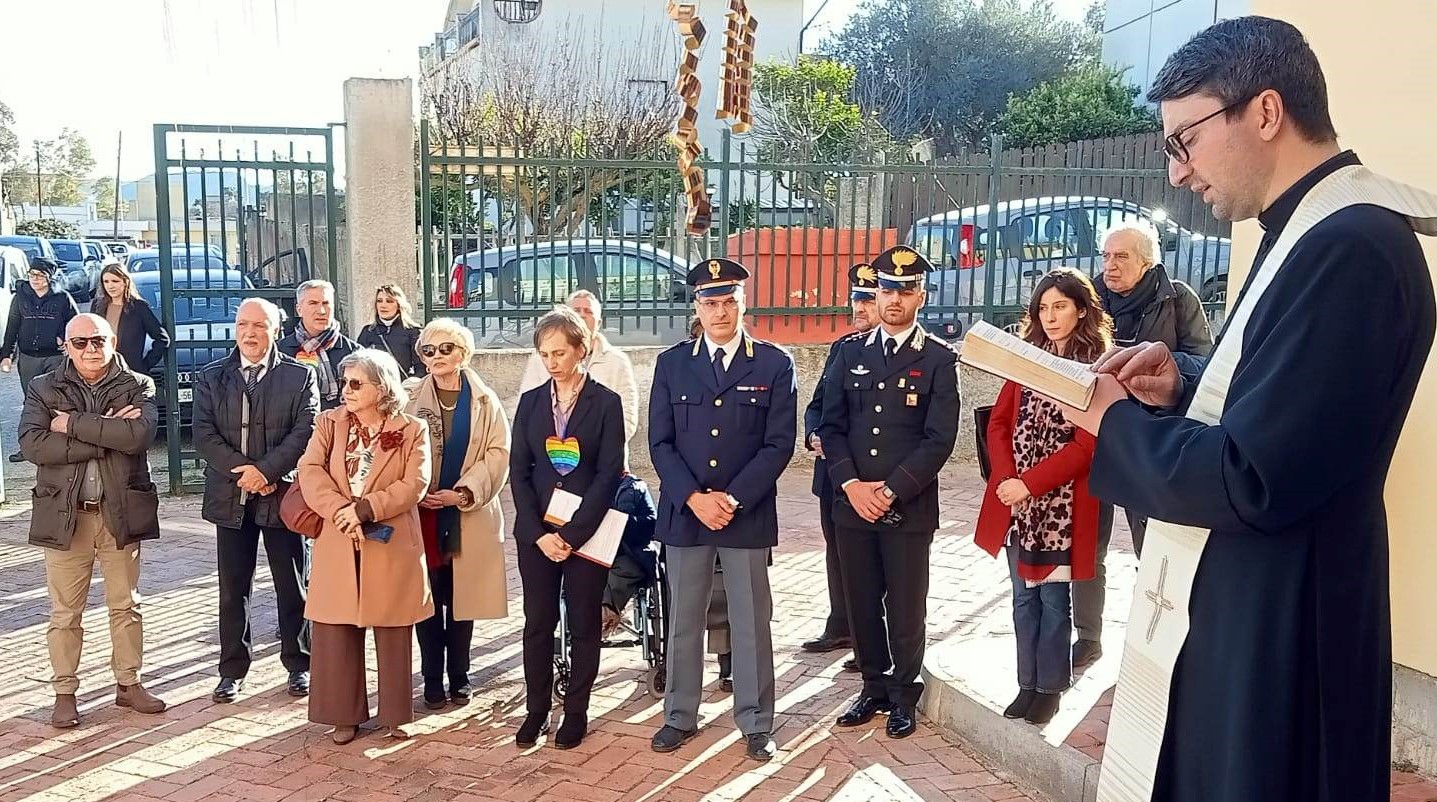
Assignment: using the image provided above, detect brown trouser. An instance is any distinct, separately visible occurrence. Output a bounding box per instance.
[308,622,413,728]
[44,511,142,695]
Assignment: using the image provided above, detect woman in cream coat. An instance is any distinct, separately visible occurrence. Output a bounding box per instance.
[405,318,511,709]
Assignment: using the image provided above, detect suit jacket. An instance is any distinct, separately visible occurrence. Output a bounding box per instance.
[816,325,960,533]
[648,333,797,549]
[805,332,864,497]
[509,378,625,549]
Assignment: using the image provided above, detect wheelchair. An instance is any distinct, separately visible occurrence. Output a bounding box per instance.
[553,543,669,702]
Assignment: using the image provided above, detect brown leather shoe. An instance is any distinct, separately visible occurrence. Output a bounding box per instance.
[116,683,167,714]
[51,694,79,728]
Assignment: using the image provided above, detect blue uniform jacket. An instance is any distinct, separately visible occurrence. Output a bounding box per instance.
[648,333,797,549]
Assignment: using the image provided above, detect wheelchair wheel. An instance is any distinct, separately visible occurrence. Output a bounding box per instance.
[554,657,570,703]
[646,661,666,700]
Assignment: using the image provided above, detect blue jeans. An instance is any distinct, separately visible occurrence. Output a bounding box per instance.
[1007,544,1072,693]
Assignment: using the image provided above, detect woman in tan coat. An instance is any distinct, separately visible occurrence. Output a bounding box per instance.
[405,318,511,710]
[298,348,432,744]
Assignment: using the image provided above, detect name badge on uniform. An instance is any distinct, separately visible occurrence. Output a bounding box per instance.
[906,393,919,407]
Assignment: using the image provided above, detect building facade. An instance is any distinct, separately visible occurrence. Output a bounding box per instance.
[1102,0,1251,98]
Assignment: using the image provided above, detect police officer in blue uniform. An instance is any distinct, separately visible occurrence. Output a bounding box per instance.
[801,263,880,664]
[648,258,797,762]
[816,245,960,739]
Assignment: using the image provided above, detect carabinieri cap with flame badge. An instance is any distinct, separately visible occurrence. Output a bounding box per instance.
[687,257,750,298]
[871,245,934,289]
[849,262,878,300]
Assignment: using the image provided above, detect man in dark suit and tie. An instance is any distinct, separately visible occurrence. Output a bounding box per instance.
[817,245,960,739]
[648,258,797,762]
[801,263,880,665]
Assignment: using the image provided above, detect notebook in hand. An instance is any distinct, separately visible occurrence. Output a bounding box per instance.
[959,321,1098,410]
[573,509,628,568]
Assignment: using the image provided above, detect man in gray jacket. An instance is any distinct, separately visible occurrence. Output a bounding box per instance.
[1072,220,1214,670]
[19,313,165,728]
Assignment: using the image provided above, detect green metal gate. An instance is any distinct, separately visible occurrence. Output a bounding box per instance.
[152,124,340,493]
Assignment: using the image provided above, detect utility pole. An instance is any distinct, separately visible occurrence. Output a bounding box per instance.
[34,140,42,215]
[113,131,122,237]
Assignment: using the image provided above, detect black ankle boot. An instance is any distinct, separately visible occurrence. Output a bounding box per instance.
[516,714,550,746]
[1024,691,1061,725]
[1003,689,1037,719]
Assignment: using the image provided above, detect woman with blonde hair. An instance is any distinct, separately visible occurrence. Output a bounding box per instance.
[405,318,511,709]
[357,284,425,378]
[298,348,432,743]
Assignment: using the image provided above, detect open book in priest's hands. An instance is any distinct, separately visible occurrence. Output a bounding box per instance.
[959,321,1098,411]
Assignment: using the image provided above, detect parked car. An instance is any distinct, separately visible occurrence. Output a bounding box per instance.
[907,196,1231,334]
[0,246,29,344]
[102,241,133,263]
[125,248,231,274]
[49,239,120,302]
[0,234,58,264]
[447,240,694,346]
[131,268,251,429]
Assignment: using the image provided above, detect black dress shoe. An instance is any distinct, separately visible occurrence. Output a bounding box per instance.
[287,671,310,698]
[718,652,733,692]
[1071,639,1103,670]
[449,681,472,706]
[1025,692,1060,725]
[7,453,25,464]
[842,658,859,673]
[886,705,917,739]
[212,678,244,704]
[423,682,447,710]
[801,634,853,653]
[836,696,891,727]
[516,714,551,746]
[1003,689,1037,719]
[554,716,586,749]
[745,732,777,761]
[650,725,698,753]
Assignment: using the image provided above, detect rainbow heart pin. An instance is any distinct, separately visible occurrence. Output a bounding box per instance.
[545,436,581,476]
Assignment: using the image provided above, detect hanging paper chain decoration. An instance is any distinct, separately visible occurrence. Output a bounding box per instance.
[717,0,757,135]
[668,1,713,236]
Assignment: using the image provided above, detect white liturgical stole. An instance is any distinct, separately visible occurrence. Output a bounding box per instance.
[1098,165,1437,802]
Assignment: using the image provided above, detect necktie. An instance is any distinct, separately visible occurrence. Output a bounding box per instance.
[884,337,898,363]
[244,365,261,398]
[713,347,726,385]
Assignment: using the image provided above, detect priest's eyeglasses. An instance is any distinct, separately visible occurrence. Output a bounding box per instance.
[1163,95,1255,164]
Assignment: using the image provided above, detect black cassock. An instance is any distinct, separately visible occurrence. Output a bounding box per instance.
[1091,152,1437,802]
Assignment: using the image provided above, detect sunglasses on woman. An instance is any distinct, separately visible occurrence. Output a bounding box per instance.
[418,342,461,358]
[68,336,108,351]
[343,378,373,392]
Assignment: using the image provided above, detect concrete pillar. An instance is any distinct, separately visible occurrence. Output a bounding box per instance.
[342,78,417,335]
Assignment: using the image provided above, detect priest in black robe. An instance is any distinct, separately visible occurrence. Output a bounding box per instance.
[1058,17,1437,802]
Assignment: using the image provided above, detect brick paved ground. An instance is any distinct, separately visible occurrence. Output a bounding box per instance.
[1,468,1433,802]
[0,470,1046,802]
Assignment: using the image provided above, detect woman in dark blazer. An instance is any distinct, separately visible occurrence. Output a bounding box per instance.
[91,264,169,373]
[509,305,624,751]
[356,284,425,378]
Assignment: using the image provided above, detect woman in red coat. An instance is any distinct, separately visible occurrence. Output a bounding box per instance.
[974,268,1113,725]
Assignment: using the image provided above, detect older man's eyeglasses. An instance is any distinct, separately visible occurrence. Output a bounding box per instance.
[67,336,108,351]
[1163,96,1255,164]
[418,342,460,358]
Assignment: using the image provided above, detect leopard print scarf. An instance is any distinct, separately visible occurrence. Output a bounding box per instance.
[1006,387,1077,587]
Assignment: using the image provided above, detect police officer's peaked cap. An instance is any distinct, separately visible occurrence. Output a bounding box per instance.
[849,262,878,299]
[687,258,750,298]
[871,246,933,289]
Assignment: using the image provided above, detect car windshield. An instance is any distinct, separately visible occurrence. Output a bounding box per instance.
[138,281,245,324]
[52,242,84,262]
[128,254,227,273]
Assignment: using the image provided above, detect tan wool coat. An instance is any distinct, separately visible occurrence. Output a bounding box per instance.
[298,408,434,628]
[406,368,511,620]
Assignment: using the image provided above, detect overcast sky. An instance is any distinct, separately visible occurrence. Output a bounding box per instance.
[2,0,1090,183]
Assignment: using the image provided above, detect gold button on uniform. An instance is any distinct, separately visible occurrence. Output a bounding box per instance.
[874,405,883,413]
[869,449,879,457]
[714,399,723,407]
[711,428,720,436]
[872,427,881,435]
[681,395,688,401]
[709,459,718,467]
[878,382,886,389]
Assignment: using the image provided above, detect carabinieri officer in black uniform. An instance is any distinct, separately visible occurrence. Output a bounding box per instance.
[648,258,797,762]
[801,263,880,663]
[816,245,960,739]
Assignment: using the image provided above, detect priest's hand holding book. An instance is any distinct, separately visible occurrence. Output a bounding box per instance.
[1093,342,1184,408]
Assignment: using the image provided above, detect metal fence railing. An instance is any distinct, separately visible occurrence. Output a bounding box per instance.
[418,120,1232,347]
